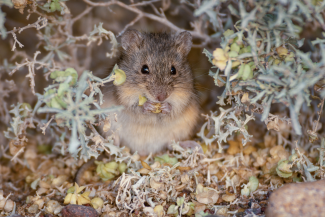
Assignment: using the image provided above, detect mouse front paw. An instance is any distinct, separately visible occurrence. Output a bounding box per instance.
[142,101,158,113]
[142,101,172,114]
[161,102,172,114]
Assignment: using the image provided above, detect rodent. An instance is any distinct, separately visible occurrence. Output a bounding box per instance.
[75,30,200,183]
[103,30,200,155]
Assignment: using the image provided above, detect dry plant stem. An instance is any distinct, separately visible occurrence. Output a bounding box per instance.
[0,17,48,51]
[83,0,209,41]
[10,51,50,94]
[10,147,25,162]
[87,122,107,143]
[1,146,24,166]
[86,122,111,155]
[117,14,143,37]
[320,138,325,179]
[40,115,55,135]
[71,6,93,23]
[313,97,325,135]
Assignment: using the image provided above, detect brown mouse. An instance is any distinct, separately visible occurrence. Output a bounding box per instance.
[75,30,200,184]
[102,30,200,155]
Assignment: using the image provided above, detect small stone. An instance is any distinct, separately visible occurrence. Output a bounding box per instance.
[62,204,99,217]
[266,180,325,217]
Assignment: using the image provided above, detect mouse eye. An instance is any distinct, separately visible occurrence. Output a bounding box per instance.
[171,66,176,75]
[141,65,150,74]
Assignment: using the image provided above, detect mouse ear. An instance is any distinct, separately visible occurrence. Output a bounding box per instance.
[175,31,192,56]
[121,29,143,51]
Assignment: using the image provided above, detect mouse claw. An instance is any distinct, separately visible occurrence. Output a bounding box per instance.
[142,101,156,113]
[179,140,204,154]
[161,102,172,114]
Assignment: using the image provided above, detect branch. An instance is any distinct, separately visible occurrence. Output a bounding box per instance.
[10,51,50,95]
[1,17,48,51]
[83,0,210,41]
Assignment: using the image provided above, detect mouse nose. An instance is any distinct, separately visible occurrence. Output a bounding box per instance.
[156,93,167,102]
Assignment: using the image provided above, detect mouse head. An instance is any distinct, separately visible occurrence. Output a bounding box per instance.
[115,30,196,115]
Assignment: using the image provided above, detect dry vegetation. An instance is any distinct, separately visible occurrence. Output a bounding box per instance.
[0,0,325,216]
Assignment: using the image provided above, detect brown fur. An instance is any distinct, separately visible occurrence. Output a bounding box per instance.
[102,30,199,155]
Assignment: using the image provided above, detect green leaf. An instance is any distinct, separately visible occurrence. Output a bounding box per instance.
[58,83,69,96]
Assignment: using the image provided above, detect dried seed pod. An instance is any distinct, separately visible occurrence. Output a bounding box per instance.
[150,161,161,169]
[28,204,39,214]
[77,192,91,205]
[216,207,228,215]
[154,205,164,217]
[181,174,190,184]
[45,200,62,214]
[52,175,68,187]
[137,168,150,175]
[248,176,259,192]
[143,207,155,215]
[91,197,104,209]
[270,146,289,160]
[25,196,34,204]
[104,162,119,172]
[273,58,281,65]
[284,52,295,62]
[151,103,162,113]
[150,178,164,190]
[113,68,126,86]
[34,199,45,209]
[138,95,147,106]
[213,48,228,61]
[241,185,250,196]
[118,162,127,173]
[241,93,250,106]
[276,160,293,178]
[212,59,227,71]
[178,166,191,171]
[276,46,288,57]
[232,60,241,68]
[64,193,76,205]
[36,187,48,195]
[159,191,167,200]
[39,180,51,189]
[196,190,219,204]
[167,205,177,215]
[141,160,152,170]
[96,161,117,181]
[222,193,236,202]
[4,199,14,212]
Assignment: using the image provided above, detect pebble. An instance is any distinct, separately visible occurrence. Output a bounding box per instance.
[61,204,98,217]
[266,179,325,216]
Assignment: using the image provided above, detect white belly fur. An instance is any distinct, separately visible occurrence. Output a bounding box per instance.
[101,95,198,155]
